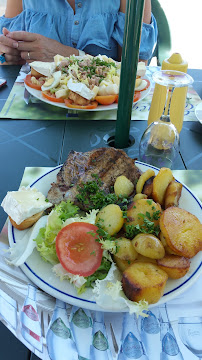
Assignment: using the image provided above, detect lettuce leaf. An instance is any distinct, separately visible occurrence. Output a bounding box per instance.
[54,200,79,222]
[92,262,148,316]
[52,263,87,288]
[78,257,111,294]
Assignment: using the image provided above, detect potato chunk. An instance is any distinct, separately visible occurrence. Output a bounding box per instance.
[96,204,124,235]
[133,194,147,202]
[164,180,182,209]
[115,237,138,261]
[136,169,155,194]
[113,256,135,272]
[126,199,162,228]
[122,262,168,304]
[160,207,202,258]
[152,167,174,206]
[160,232,178,255]
[114,175,134,197]
[135,254,156,264]
[142,176,155,197]
[132,233,165,259]
[157,255,190,279]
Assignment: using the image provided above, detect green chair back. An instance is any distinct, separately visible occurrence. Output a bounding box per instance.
[150,0,172,65]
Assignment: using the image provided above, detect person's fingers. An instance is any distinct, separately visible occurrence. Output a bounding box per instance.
[20,50,33,61]
[4,53,23,63]
[2,59,26,65]
[14,40,36,51]
[0,43,20,57]
[0,34,19,49]
[3,27,10,36]
[6,31,37,42]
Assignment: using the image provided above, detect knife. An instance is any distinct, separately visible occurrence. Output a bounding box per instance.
[23,88,31,105]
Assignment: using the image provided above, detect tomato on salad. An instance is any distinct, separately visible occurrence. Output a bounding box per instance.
[115,91,141,103]
[64,99,98,109]
[24,74,43,91]
[95,95,118,105]
[56,222,103,277]
[42,91,65,103]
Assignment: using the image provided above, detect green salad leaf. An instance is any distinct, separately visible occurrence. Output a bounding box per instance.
[78,257,111,294]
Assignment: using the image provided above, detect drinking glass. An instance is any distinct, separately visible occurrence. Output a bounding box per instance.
[178,317,202,359]
[139,70,194,168]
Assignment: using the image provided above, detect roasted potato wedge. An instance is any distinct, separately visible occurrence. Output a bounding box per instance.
[164,180,182,209]
[142,176,155,197]
[113,255,135,272]
[135,254,156,264]
[160,232,178,255]
[136,169,155,194]
[122,262,168,304]
[157,255,190,279]
[96,204,124,235]
[126,199,162,228]
[132,233,165,259]
[115,237,138,261]
[160,207,202,258]
[133,193,147,202]
[114,175,134,197]
[152,167,174,206]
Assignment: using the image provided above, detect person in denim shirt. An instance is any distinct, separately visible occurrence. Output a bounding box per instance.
[0,0,157,65]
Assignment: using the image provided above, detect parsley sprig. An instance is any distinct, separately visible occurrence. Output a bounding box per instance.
[76,175,129,211]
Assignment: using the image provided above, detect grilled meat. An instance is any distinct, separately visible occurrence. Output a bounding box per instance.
[47,148,142,210]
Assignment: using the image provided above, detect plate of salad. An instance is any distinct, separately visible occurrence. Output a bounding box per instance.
[7,162,202,313]
[24,54,151,111]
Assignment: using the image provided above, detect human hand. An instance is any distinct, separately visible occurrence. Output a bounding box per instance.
[0,28,26,65]
[6,31,78,62]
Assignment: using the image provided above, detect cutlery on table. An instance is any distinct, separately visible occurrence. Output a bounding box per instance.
[23,88,31,105]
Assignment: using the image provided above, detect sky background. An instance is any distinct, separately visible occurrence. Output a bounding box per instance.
[0,0,201,69]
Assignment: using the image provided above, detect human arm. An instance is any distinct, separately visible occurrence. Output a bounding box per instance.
[6,31,79,63]
[118,0,156,62]
[120,0,152,24]
[5,0,23,18]
[0,0,23,64]
[1,0,79,64]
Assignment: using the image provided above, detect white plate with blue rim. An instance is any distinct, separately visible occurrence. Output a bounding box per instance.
[195,101,202,124]
[24,75,151,112]
[8,162,202,311]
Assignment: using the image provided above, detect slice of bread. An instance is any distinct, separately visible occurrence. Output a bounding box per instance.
[9,211,43,230]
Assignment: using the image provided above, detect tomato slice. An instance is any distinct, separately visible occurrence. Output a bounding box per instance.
[115,91,141,103]
[42,91,65,103]
[64,99,98,109]
[95,95,118,105]
[56,222,103,277]
[133,92,141,102]
[135,79,150,92]
[24,74,43,91]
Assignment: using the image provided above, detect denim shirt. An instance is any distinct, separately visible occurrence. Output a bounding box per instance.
[0,0,158,61]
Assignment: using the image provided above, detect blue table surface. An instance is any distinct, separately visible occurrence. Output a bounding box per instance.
[0,64,202,360]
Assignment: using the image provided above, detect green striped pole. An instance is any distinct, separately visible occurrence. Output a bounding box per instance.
[115,0,145,148]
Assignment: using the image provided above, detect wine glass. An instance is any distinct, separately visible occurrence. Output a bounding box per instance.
[139,70,194,169]
[178,317,202,359]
